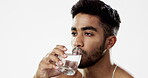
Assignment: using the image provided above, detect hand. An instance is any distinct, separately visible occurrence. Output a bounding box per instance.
[34,45,67,78]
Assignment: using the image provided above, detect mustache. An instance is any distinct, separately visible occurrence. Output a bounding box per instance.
[72,47,87,55]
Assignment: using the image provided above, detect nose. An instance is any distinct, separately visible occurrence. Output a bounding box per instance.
[73,34,84,47]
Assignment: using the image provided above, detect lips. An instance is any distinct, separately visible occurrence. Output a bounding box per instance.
[72,47,83,55]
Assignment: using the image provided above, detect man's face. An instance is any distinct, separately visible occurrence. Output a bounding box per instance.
[71,13,106,68]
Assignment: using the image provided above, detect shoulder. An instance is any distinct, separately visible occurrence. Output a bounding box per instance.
[115,66,134,78]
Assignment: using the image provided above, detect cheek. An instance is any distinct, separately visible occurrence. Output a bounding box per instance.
[84,37,104,52]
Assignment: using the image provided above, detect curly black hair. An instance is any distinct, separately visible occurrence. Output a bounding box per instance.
[71,0,121,38]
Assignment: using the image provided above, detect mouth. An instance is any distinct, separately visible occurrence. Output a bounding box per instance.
[72,47,83,55]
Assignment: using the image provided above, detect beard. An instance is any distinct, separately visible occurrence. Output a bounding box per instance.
[77,42,106,68]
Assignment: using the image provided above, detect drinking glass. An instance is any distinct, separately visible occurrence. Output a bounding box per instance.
[57,53,81,75]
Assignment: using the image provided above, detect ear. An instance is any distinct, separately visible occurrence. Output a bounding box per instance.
[105,36,117,49]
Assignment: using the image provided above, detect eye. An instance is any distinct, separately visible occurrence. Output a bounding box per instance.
[71,32,77,37]
[84,32,94,36]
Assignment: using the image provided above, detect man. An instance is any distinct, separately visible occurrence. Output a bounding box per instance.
[34,0,133,78]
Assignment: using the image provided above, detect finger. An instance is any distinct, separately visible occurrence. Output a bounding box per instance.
[52,64,59,69]
[56,45,67,51]
[41,56,61,69]
[39,59,53,70]
[48,54,63,65]
[43,52,63,66]
[45,62,58,69]
[53,48,67,58]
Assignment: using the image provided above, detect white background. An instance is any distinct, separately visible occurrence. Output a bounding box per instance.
[0,0,148,78]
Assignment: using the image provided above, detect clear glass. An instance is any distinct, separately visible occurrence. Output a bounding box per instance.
[57,54,81,75]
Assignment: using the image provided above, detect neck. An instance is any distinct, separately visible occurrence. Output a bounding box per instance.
[82,50,114,78]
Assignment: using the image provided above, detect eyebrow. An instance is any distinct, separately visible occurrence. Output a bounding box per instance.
[71,26,97,32]
[71,27,76,31]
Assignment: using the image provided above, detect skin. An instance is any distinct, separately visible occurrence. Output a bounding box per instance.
[34,13,133,78]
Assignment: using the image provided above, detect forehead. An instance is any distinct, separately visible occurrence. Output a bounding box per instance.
[72,13,103,30]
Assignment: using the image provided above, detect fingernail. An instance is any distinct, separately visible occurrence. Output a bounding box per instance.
[58,61,63,65]
[63,48,67,51]
[63,54,67,58]
[55,66,59,69]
